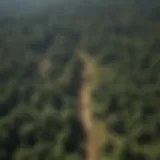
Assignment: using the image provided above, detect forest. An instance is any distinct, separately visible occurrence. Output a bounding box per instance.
[0,0,160,159]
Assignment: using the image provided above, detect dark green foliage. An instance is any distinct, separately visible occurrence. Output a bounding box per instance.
[0,0,159,159]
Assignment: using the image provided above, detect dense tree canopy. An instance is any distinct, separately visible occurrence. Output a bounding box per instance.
[0,0,159,159]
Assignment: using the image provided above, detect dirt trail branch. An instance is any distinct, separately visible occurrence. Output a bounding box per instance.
[76,54,99,160]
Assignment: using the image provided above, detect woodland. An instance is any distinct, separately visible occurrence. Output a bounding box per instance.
[0,0,160,159]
